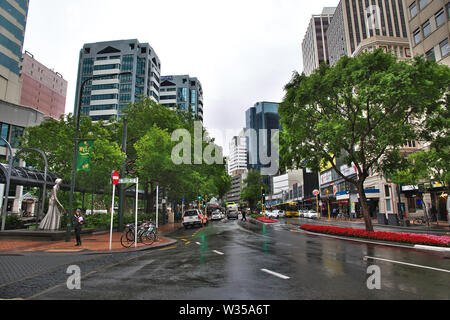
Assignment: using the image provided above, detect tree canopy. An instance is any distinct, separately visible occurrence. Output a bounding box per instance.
[279,49,450,231]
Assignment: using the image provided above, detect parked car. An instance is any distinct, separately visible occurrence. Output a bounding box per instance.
[227,210,239,220]
[299,209,307,218]
[182,209,208,229]
[211,209,223,221]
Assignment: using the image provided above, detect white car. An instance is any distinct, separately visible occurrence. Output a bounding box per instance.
[266,210,285,219]
[211,210,223,221]
[304,210,319,219]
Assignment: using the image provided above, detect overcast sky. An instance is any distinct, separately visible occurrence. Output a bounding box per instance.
[22,0,338,155]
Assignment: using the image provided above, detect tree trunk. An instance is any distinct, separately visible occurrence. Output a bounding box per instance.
[357,183,374,232]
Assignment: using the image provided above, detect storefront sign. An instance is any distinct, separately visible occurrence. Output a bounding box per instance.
[320,171,333,185]
[340,163,357,177]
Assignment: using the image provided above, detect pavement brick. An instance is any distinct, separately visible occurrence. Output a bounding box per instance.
[0,223,183,254]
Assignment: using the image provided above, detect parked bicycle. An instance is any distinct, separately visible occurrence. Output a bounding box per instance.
[412,216,428,225]
[120,220,158,248]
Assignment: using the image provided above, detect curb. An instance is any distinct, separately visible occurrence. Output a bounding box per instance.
[299,228,450,253]
[0,237,178,256]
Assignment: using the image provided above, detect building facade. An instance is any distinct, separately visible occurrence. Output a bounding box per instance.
[404,0,450,66]
[20,51,68,120]
[301,7,336,75]
[245,101,280,172]
[159,75,204,122]
[225,172,247,204]
[74,39,161,121]
[227,130,248,176]
[0,0,29,104]
[0,99,45,215]
[327,0,411,65]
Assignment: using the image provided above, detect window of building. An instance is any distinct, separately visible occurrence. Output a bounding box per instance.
[418,0,428,10]
[9,125,24,148]
[0,123,10,146]
[422,20,431,38]
[435,8,446,28]
[405,47,412,57]
[413,28,422,44]
[409,1,418,18]
[386,199,392,212]
[447,2,450,18]
[426,48,436,61]
[93,64,120,71]
[121,55,134,72]
[440,38,449,57]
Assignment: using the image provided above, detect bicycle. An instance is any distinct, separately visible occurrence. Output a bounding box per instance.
[120,221,158,248]
[412,216,428,225]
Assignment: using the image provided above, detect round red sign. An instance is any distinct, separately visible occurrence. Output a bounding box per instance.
[112,171,120,185]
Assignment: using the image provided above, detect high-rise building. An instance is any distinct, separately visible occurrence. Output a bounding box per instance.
[245,101,280,173]
[227,130,248,176]
[159,75,204,122]
[19,51,68,120]
[327,0,411,65]
[0,0,29,104]
[404,0,449,66]
[74,39,161,121]
[301,7,336,75]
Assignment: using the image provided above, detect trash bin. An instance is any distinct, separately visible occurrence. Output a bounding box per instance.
[387,214,399,226]
[377,213,388,225]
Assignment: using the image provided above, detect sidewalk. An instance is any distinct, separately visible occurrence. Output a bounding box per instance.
[0,223,183,254]
[288,217,450,236]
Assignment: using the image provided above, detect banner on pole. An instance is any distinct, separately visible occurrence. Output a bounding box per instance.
[77,140,94,172]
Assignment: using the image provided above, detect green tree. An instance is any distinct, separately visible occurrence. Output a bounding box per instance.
[279,50,450,231]
[241,170,268,212]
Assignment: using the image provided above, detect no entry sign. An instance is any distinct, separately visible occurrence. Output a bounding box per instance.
[112,171,120,185]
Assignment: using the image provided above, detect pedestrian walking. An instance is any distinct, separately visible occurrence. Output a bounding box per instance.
[74,209,84,246]
[242,208,247,221]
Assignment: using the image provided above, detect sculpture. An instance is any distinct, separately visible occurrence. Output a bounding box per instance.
[39,178,64,230]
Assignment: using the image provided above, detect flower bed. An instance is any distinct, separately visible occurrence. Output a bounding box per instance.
[300,225,450,247]
[254,216,277,223]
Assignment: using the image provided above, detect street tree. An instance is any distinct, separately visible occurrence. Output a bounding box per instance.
[240,170,268,213]
[279,50,450,231]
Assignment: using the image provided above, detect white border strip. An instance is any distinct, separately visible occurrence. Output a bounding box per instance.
[212,250,224,255]
[364,256,450,273]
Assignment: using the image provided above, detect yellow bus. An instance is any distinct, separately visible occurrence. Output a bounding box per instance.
[273,202,300,217]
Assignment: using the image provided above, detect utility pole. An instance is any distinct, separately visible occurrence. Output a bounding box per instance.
[118,117,127,232]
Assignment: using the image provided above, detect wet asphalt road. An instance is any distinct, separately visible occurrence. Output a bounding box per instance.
[12,216,447,300]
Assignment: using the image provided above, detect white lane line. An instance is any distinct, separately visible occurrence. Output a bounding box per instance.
[364,256,450,273]
[196,242,201,245]
[261,268,290,280]
[213,250,224,255]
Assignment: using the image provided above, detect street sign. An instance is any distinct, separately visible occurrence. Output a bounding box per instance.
[112,171,120,185]
[119,178,138,184]
[313,189,319,196]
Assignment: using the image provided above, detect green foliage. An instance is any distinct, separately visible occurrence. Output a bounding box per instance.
[5,214,24,230]
[240,170,268,211]
[279,49,450,230]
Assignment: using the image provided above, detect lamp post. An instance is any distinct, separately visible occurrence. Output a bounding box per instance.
[67,71,132,241]
[0,138,12,231]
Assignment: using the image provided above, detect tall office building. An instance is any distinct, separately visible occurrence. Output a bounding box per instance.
[404,0,449,66]
[245,101,280,172]
[301,7,336,75]
[227,130,248,176]
[159,75,204,122]
[327,0,411,65]
[20,51,68,120]
[74,39,161,121]
[0,0,29,104]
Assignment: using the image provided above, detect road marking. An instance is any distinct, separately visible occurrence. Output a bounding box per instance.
[261,269,290,280]
[185,241,191,245]
[196,242,201,245]
[212,250,224,255]
[364,256,450,273]
[181,239,187,242]
[159,246,177,251]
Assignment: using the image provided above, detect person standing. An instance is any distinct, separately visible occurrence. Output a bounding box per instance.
[74,209,84,246]
[242,208,247,221]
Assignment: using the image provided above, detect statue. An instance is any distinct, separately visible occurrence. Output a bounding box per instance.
[39,178,64,230]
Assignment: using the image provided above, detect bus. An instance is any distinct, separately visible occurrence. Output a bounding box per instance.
[226,202,238,212]
[273,202,300,217]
